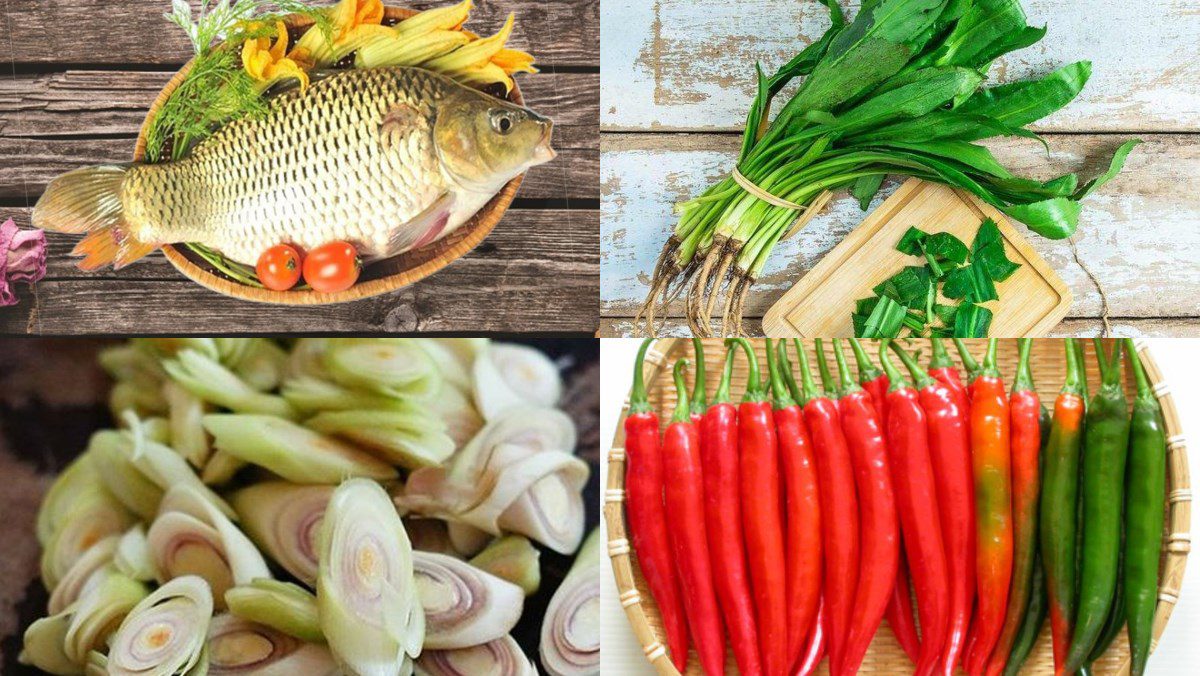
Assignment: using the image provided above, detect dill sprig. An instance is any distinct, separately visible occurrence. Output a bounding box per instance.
[165,0,333,56]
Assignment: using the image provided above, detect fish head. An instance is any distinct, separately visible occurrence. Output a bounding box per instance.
[434,90,555,191]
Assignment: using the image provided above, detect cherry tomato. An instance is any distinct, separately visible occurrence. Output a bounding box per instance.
[303,241,362,293]
[256,244,302,291]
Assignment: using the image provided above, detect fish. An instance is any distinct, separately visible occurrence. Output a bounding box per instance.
[33,66,555,269]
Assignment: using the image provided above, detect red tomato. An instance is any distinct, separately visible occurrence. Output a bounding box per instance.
[303,241,362,293]
[256,244,302,291]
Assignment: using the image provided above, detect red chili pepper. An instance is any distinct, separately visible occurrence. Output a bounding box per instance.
[770,340,822,672]
[880,342,951,676]
[729,339,788,676]
[792,339,858,676]
[832,340,900,676]
[985,339,1042,676]
[663,359,726,676]
[795,597,828,676]
[624,339,689,671]
[929,337,969,413]
[701,344,763,676]
[961,340,1013,676]
[851,339,920,665]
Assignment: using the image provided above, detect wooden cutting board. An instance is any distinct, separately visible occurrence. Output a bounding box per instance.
[762,178,1072,337]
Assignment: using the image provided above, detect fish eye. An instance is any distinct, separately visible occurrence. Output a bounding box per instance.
[490,110,517,135]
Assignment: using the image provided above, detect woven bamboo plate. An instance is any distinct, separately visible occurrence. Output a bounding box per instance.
[132,6,526,305]
[604,339,1191,675]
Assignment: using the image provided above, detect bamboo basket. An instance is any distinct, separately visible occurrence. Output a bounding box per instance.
[132,6,525,305]
[604,339,1191,675]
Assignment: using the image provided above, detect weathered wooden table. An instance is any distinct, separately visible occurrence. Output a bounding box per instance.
[600,0,1200,336]
[0,0,599,334]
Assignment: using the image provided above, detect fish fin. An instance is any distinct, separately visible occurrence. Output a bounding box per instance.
[34,164,159,270]
[379,103,429,153]
[385,193,455,257]
[264,69,338,98]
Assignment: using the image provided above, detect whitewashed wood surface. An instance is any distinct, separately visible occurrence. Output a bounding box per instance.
[600,0,1200,336]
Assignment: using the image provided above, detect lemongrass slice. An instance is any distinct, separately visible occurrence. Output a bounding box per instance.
[434,338,489,365]
[498,461,589,557]
[540,528,600,676]
[446,523,490,558]
[164,380,212,469]
[318,478,424,675]
[201,450,247,486]
[163,349,297,420]
[37,453,105,545]
[225,579,322,643]
[87,430,165,520]
[107,575,212,676]
[323,338,440,400]
[148,485,270,609]
[412,552,523,649]
[470,535,541,596]
[282,375,417,414]
[426,385,484,450]
[207,614,338,675]
[230,339,288,392]
[415,635,536,676]
[139,416,172,444]
[135,337,220,360]
[63,572,150,664]
[306,410,455,469]
[203,414,397,483]
[414,339,472,392]
[284,338,331,380]
[48,535,118,613]
[114,525,157,582]
[19,612,78,674]
[230,482,332,587]
[99,343,166,383]
[85,651,106,676]
[213,338,256,368]
[449,407,576,484]
[472,343,563,420]
[107,420,238,520]
[41,488,135,591]
[110,380,168,419]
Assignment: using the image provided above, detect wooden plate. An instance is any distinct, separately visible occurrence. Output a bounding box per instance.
[763,178,1073,337]
[133,6,526,305]
[605,339,1191,675]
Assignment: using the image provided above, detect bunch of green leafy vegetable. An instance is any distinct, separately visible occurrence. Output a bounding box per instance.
[855,218,1018,337]
[636,0,1139,337]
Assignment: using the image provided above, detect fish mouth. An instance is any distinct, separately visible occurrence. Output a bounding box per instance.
[532,122,556,164]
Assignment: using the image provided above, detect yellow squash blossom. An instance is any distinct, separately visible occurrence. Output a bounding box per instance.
[296,0,386,66]
[491,48,538,76]
[242,21,312,92]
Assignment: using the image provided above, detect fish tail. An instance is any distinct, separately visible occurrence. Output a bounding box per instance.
[32,165,157,269]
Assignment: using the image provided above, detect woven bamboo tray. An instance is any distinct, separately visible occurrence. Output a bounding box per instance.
[132,6,525,305]
[604,339,1191,675]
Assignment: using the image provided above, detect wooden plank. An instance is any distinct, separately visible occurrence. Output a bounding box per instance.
[7,0,600,67]
[0,208,598,334]
[600,0,1200,132]
[600,317,1200,338]
[600,133,1200,323]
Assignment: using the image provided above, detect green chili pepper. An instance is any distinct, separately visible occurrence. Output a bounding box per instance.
[1124,338,1167,676]
[1066,340,1132,673]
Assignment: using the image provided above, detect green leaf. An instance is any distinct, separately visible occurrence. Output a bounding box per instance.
[925,231,970,264]
[943,259,997,302]
[851,173,887,210]
[958,61,1092,129]
[1001,197,1082,239]
[1073,139,1141,200]
[932,0,1030,68]
[855,295,882,317]
[813,67,984,136]
[874,265,932,308]
[972,217,1003,253]
[896,226,929,255]
[852,312,870,336]
[933,302,959,325]
[859,295,909,338]
[975,240,1020,282]
[874,140,1014,178]
[967,25,1046,67]
[942,265,973,299]
[954,303,993,337]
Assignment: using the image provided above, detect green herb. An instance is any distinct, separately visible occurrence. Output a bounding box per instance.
[857,295,908,338]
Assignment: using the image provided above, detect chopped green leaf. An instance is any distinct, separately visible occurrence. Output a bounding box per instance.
[933,302,958,325]
[972,218,1003,254]
[851,173,887,210]
[873,265,931,308]
[855,295,882,317]
[925,231,970,264]
[859,295,907,338]
[896,226,928,255]
[954,303,993,337]
[975,240,1020,282]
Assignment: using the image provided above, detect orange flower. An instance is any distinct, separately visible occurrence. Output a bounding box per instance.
[242,21,312,91]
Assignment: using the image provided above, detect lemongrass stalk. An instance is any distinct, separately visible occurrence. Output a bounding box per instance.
[229,482,333,587]
[305,410,455,469]
[201,451,246,486]
[472,344,563,420]
[225,579,323,643]
[415,635,536,676]
[37,453,104,546]
[354,29,470,69]
[106,576,212,676]
[446,523,490,557]
[425,13,514,72]
[281,374,418,414]
[318,479,425,675]
[114,525,157,582]
[206,614,338,675]
[203,414,398,483]
[323,338,441,400]
[164,381,212,468]
[62,572,150,664]
[48,535,119,613]
[163,349,297,420]
[540,528,600,675]
[231,339,288,392]
[41,489,134,591]
[148,485,271,609]
[470,535,541,596]
[427,384,484,450]
[413,552,523,649]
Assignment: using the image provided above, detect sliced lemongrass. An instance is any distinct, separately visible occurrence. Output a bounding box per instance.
[415,635,536,676]
[213,338,255,369]
[449,406,576,484]
[472,343,562,420]
[88,430,164,520]
[163,349,297,420]
[19,612,77,674]
[281,375,417,414]
[164,380,211,469]
[306,410,455,469]
[470,535,541,596]
[106,575,212,676]
[138,416,172,444]
[318,478,424,675]
[323,338,440,400]
[41,488,134,591]
[203,414,397,484]
[231,339,288,392]
[201,450,247,486]
[540,528,600,676]
[48,535,118,614]
[63,572,150,664]
[446,523,490,558]
[148,485,270,609]
[434,338,488,365]
[412,551,523,649]
[85,651,107,676]
[498,461,589,556]
[426,385,484,450]
[225,579,322,643]
[110,380,168,418]
[114,524,157,582]
[206,614,338,675]
[414,339,472,392]
[37,453,104,546]
[99,343,166,383]
[134,337,220,360]
[230,482,332,587]
[285,338,332,380]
